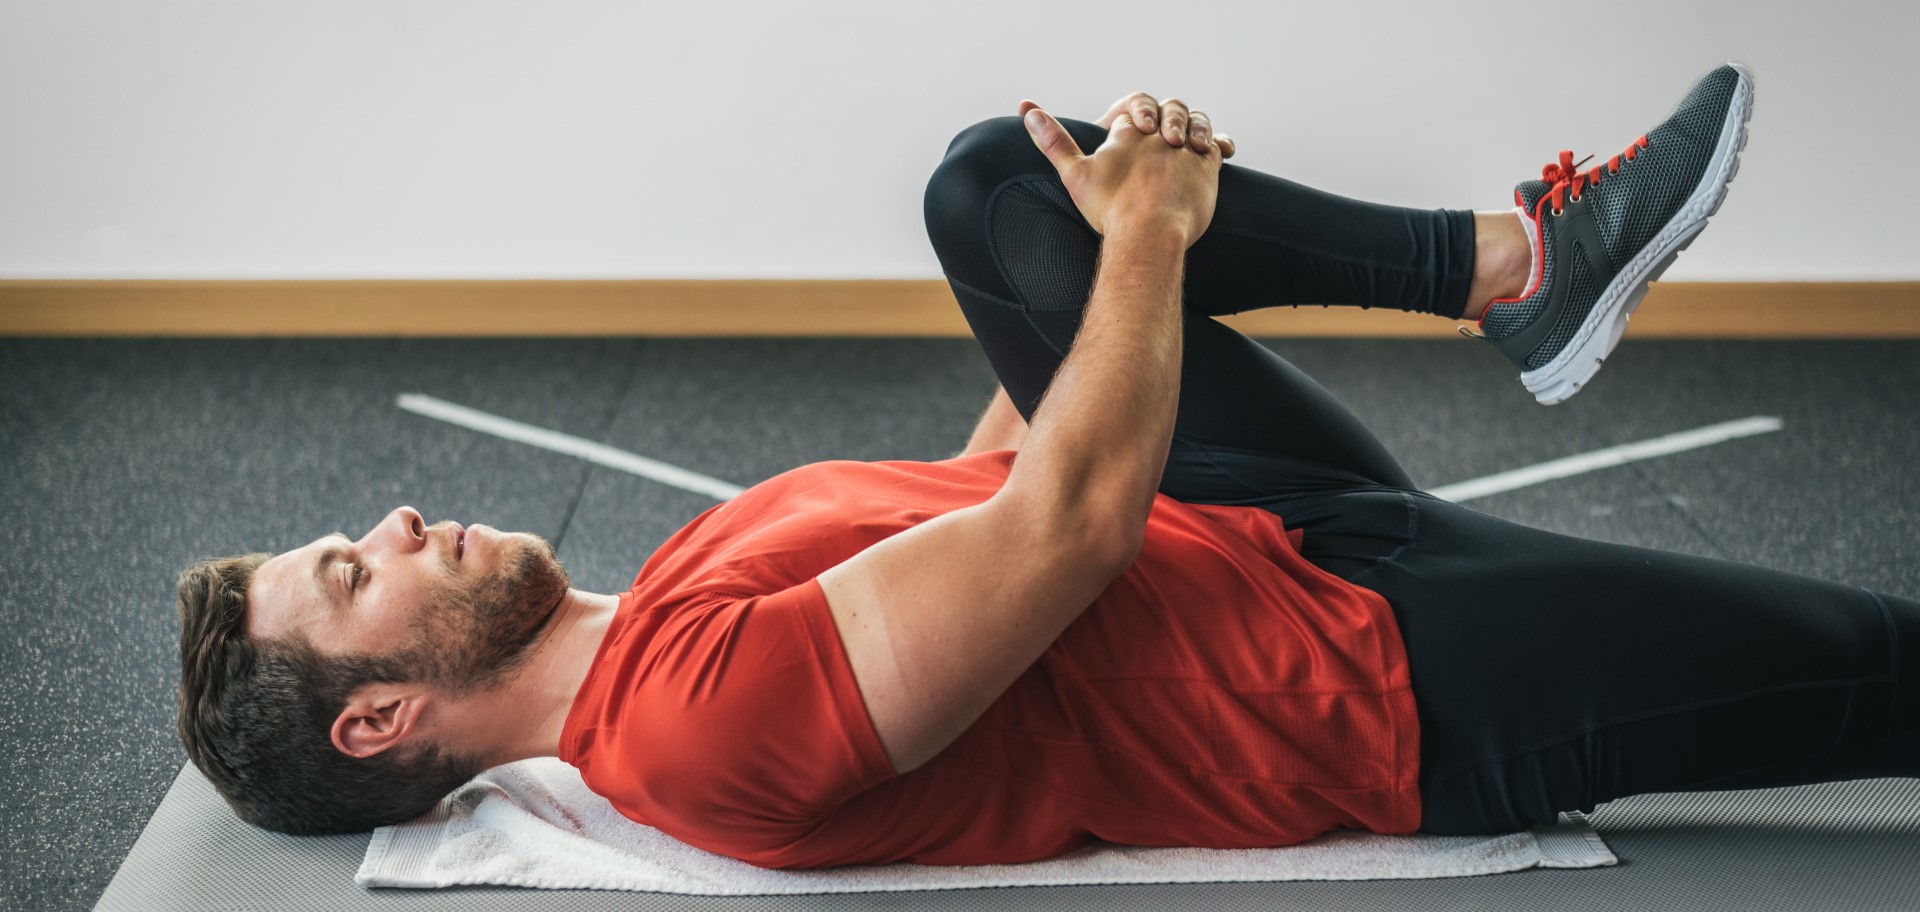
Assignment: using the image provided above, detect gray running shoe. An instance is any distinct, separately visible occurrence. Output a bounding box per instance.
[1479,62,1755,404]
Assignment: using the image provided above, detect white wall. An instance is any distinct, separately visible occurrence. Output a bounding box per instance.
[2,0,1914,280]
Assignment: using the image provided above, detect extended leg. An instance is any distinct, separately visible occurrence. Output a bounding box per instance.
[1290,491,1920,834]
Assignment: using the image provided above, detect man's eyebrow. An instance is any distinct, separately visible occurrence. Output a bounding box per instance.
[310,532,352,600]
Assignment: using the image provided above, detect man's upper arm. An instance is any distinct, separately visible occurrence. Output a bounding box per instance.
[816,491,1130,776]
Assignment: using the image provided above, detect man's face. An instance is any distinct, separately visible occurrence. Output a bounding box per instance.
[247,506,571,692]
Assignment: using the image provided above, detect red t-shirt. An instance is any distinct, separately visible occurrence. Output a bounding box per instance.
[559,450,1421,868]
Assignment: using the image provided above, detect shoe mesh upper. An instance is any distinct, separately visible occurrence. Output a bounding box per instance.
[1481,64,1740,368]
[1591,66,1739,271]
[1530,240,1599,369]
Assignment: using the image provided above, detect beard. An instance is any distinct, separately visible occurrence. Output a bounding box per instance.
[403,531,572,695]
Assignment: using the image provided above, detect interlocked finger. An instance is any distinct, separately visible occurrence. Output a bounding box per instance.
[1088,91,1235,157]
[1186,111,1213,152]
[1158,98,1190,148]
[1095,92,1161,133]
[1129,94,1159,133]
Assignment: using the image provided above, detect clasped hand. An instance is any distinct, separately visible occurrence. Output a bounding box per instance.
[1018,92,1235,246]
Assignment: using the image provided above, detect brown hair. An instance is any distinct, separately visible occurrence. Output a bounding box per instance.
[175,553,484,834]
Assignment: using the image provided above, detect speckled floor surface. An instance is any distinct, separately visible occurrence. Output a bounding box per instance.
[2,337,1915,912]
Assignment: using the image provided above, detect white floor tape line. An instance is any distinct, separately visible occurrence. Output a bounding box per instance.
[397,393,746,501]
[399,394,1781,507]
[1428,416,1784,503]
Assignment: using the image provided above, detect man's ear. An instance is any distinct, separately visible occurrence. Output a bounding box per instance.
[330,683,429,759]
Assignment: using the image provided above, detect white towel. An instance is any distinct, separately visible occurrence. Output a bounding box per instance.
[357,758,1615,894]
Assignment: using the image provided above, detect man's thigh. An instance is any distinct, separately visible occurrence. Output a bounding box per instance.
[1366,495,1902,832]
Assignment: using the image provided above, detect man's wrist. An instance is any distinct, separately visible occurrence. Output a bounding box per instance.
[1102,209,1193,251]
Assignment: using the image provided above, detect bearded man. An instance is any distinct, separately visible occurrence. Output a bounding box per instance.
[178,63,1920,868]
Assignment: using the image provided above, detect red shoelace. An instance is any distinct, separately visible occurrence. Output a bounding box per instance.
[1540,135,1650,215]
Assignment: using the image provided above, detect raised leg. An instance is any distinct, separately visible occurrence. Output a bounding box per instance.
[925,115,1517,497]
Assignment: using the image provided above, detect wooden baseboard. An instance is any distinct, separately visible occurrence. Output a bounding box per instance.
[1,279,1915,338]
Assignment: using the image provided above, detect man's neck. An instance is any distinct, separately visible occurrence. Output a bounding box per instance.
[456,587,621,768]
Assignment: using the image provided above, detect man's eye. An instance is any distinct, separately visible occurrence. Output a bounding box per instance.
[351,565,365,591]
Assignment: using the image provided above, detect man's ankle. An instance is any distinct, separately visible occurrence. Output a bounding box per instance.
[1462,210,1531,322]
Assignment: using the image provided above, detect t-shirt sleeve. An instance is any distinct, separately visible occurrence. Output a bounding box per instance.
[619,578,898,863]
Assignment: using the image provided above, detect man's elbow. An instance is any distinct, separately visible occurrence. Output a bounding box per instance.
[1057,503,1147,575]
[1104,520,1148,570]
[995,479,1149,575]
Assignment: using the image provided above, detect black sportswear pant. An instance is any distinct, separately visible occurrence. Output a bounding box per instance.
[923,115,1920,835]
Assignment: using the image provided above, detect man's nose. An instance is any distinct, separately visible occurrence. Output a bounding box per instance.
[369,506,427,552]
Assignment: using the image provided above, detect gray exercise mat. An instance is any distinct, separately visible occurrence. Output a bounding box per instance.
[96,763,1920,911]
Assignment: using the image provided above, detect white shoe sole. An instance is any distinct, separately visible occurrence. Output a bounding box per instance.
[1521,62,1756,405]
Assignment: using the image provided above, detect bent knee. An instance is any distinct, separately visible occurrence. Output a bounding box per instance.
[924,114,1093,251]
[924,116,1030,224]
[941,114,1035,163]
[923,115,1104,298]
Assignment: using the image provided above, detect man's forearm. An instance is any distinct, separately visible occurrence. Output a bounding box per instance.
[1002,219,1186,548]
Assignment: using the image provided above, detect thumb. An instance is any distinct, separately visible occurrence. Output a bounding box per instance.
[1021,105,1082,175]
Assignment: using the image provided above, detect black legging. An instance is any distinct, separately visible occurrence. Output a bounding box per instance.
[923,115,1920,835]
